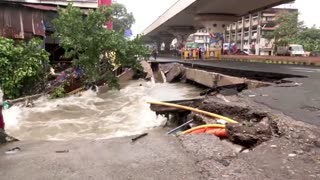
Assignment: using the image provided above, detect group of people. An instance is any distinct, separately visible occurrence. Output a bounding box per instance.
[181,47,205,59]
[223,43,238,55]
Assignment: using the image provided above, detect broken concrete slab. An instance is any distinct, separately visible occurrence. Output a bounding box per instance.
[185,68,218,87]
[165,64,185,83]
[140,61,153,80]
[184,67,270,90]
[118,68,135,83]
[159,63,177,74]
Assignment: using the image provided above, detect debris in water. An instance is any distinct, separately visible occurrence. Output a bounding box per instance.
[131,133,148,142]
[5,147,21,154]
[288,153,297,157]
[5,134,19,142]
[56,150,69,153]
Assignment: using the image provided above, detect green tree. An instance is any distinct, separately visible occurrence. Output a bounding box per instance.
[263,11,303,51]
[0,38,49,99]
[53,4,148,88]
[295,26,320,52]
[112,3,135,32]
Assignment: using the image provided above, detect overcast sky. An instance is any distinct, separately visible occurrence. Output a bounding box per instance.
[116,0,320,36]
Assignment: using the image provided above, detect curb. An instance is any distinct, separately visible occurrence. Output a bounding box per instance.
[216,58,320,66]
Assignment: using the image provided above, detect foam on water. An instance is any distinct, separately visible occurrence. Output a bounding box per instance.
[4,80,200,141]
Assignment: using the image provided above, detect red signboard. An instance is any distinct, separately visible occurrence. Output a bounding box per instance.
[98,0,112,29]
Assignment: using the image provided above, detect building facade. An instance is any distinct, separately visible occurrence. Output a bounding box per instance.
[224,8,298,55]
[193,29,210,49]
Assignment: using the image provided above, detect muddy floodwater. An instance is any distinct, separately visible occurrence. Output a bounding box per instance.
[3,80,200,140]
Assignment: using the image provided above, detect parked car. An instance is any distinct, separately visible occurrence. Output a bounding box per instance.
[276,44,305,56]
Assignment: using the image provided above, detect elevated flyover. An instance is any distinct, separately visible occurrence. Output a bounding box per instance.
[143,0,294,48]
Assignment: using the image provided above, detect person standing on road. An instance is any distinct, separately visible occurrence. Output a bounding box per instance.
[152,48,158,60]
[198,47,202,59]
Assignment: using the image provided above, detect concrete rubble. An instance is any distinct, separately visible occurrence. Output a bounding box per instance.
[159,63,270,89]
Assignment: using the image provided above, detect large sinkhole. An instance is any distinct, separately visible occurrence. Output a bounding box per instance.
[149,62,299,149]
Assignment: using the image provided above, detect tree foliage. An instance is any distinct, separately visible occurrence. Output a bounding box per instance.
[263,11,320,53]
[295,26,320,52]
[53,4,148,88]
[111,3,135,32]
[0,37,49,99]
[264,11,303,47]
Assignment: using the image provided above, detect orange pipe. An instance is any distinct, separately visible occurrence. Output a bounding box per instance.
[181,124,225,135]
[184,127,227,138]
[206,128,228,138]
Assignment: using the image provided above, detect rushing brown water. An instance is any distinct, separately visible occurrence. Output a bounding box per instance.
[4,80,200,140]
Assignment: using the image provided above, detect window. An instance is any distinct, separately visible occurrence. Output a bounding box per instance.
[213,24,217,27]
[266,17,273,21]
[222,24,226,28]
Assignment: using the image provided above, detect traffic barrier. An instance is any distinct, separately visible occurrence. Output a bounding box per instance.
[181,48,221,60]
[181,50,199,60]
[204,48,221,60]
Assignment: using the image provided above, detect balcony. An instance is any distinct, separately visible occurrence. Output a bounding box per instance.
[231,23,237,30]
[195,39,207,44]
[252,19,258,26]
[244,21,250,28]
[263,13,276,17]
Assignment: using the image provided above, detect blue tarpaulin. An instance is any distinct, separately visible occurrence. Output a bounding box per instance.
[124,29,133,37]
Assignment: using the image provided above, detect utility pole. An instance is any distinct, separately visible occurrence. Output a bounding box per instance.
[98,0,112,30]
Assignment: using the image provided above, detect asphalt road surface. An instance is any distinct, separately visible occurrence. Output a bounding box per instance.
[155,57,320,126]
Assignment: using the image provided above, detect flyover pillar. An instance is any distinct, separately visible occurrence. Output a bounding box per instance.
[195,15,238,48]
[168,26,196,49]
[156,41,162,52]
[164,40,172,53]
[175,34,189,49]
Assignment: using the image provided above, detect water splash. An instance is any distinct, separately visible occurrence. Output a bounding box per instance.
[5,80,200,141]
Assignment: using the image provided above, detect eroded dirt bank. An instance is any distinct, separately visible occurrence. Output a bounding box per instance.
[178,95,320,180]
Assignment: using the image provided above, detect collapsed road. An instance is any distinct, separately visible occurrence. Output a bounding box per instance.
[152,58,320,126]
[1,60,320,180]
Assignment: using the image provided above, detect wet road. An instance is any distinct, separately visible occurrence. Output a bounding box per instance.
[156,57,320,126]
